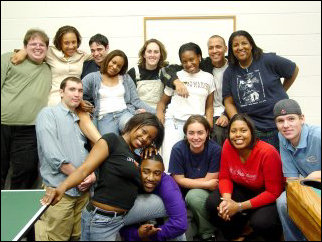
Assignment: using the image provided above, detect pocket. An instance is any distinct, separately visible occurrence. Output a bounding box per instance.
[91,213,115,227]
[35,219,49,241]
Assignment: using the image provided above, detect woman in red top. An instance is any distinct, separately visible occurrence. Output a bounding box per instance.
[206,113,284,241]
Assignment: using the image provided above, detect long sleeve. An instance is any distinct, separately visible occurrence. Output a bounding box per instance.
[160,64,183,89]
[219,140,284,208]
[120,174,187,241]
[218,140,234,194]
[123,74,156,114]
[82,72,96,104]
[119,225,141,241]
[1,53,11,89]
[150,174,187,241]
[36,108,69,171]
[249,147,284,208]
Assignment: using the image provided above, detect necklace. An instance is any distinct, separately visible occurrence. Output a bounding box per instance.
[239,57,253,69]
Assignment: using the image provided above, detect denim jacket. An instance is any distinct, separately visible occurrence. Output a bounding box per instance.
[82,71,155,119]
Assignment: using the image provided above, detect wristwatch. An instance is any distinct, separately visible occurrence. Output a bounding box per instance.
[238,202,243,212]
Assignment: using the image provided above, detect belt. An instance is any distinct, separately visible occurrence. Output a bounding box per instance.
[86,202,127,217]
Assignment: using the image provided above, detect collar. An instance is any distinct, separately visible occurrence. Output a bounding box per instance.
[282,124,308,151]
[58,102,79,121]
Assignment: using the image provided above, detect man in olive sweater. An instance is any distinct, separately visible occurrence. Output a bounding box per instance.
[1,28,51,189]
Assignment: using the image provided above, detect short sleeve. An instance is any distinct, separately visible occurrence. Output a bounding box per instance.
[101,133,118,155]
[208,141,221,172]
[264,53,296,79]
[168,144,185,175]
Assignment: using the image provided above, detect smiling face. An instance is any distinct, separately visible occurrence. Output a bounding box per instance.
[140,158,164,192]
[25,36,48,64]
[186,122,208,153]
[275,114,304,147]
[106,56,124,77]
[181,50,201,74]
[229,120,252,150]
[144,42,161,70]
[208,37,227,67]
[129,125,158,150]
[232,35,253,65]
[90,42,109,65]
[61,32,78,58]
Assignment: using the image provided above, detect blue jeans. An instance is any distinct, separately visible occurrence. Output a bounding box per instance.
[124,194,186,241]
[97,109,133,135]
[276,191,307,241]
[81,205,124,241]
[81,194,186,241]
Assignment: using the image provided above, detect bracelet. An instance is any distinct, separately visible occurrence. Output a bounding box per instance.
[238,202,243,212]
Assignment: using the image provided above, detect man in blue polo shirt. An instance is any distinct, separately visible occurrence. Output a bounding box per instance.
[273,99,321,241]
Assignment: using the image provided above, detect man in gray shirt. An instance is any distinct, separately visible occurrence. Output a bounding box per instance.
[35,76,96,241]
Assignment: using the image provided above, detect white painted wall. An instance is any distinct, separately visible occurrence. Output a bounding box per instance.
[1,1,321,125]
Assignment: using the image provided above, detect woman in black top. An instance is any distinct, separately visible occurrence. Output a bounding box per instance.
[41,112,164,241]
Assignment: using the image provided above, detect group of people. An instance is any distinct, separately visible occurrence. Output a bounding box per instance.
[1,24,320,242]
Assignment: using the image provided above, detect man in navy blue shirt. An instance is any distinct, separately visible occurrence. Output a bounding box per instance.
[81,33,109,79]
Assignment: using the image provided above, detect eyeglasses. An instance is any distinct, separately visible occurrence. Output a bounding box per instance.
[27,43,47,48]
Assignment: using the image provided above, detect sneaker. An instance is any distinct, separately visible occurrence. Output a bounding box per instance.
[202,234,216,241]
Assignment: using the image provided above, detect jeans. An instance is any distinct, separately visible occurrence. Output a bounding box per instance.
[97,109,133,135]
[124,194,167,225]
[276,191,307,241]
[81,205,124,241]
[161,117,186,172]
[124,194,186,241]
[1,124,39,189]
[81,194,186,241]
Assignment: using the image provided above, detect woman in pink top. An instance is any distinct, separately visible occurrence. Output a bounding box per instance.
[206,113,284,241]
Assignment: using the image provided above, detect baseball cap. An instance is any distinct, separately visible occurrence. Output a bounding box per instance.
[273,99,302,118]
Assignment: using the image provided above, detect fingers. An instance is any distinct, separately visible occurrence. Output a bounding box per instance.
[40,187,56,205]
[215,116,229,127]
[177,88,189,98]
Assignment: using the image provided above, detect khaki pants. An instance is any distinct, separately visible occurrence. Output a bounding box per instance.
[35,191,89,241]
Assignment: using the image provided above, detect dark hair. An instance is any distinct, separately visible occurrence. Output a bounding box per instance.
[183,115,211,141]
[227,113,258,149]
[53,25,82,51]
[142,152,164,166]
[122,112,164,149]
[208,35,226,46]
[89,33,109,47]
[23,29,49,47]
[227,30,263,66]
[100,49,128,75]
[138,39,168,69]
[60,76,82,90]
[178,42,202,62]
